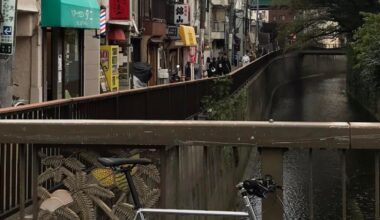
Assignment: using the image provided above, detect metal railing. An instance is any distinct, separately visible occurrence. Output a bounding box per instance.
[0,120,379,219]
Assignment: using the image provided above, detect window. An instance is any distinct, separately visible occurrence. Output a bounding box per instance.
[273,16,277,21]
[143,0,151,18]
[281,15,286,21]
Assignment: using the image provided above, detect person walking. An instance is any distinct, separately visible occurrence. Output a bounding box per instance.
[223,53,232,74]
[217,56,223,76]
[207,57,217,77]
[242,50,251,66]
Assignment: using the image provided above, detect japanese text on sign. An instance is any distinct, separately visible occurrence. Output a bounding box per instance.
[109,0,130,20]
[0,0,16,55]
[174,4,190,25]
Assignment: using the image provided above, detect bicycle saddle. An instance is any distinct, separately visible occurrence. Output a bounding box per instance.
[98,158,152,167]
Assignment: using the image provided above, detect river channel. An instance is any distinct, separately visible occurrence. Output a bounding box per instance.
[257,72,377,219]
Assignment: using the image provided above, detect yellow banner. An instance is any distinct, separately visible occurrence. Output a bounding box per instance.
[179,25,197,46]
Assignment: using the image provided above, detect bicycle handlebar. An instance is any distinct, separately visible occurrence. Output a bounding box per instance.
[237,175,278,198]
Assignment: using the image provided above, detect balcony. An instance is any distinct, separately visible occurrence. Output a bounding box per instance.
[143,19,167,36]
[211,0,229,6]
[211,21,226,39]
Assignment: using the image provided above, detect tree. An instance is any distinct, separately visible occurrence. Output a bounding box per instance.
[272,0,380,48]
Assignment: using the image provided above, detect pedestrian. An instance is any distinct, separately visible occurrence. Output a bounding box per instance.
[217,56,223,76]
[222,56,231,74]
[194,63,202,80]
[132,62,152,89]
[222,53,231,74]
[185,62,191,81]
[242,50,251,66]
[207,57,217,77]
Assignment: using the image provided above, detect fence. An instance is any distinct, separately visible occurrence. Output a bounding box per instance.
[0,120,379,219]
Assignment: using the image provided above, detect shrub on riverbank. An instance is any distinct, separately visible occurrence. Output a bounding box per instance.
[348,13,380,116]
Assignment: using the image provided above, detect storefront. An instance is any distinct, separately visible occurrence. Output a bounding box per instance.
[41,0,99,100]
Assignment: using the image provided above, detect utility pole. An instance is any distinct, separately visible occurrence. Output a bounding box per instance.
[244,0,249,52]
[199,0,206,78]
[256,0,259,49]
[0,0,17,108]
[229,0,235,66]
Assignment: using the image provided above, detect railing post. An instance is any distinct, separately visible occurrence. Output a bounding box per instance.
[342,150,347,220]
[376,152,380,220]
[19,144,26,219]
[309,149,314,220]
[32,144,40,219]
[260,148,284,220]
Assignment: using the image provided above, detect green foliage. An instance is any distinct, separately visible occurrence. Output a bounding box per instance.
[352,13,380,81]
[274,0,380,49]
[201,78,247,120]
[348,13,380,110]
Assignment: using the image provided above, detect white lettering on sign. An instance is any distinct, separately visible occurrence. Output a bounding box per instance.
[0,0,16,55]
[71,9,94,21]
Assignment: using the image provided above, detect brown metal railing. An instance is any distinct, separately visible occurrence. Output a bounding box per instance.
[0,52,280,121]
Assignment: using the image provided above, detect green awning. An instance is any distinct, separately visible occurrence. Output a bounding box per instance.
[41,0,99,29]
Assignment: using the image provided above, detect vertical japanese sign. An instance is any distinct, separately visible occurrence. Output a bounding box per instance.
[174,4,190,25]
[109,0,130,20]
[0,0,16,55]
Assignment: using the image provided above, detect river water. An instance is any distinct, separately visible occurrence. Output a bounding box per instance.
[253,73,377,219]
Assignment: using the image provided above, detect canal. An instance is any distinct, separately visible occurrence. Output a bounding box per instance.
[250,72,377,219]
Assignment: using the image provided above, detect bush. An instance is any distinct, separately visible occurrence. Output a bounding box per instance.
[350,13,380,110]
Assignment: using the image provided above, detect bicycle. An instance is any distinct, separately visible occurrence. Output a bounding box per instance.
[97,157,280,220]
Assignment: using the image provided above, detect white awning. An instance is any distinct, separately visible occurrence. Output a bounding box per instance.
[108,20,132,26]
[108,19,140,35]
[17,0,38,13]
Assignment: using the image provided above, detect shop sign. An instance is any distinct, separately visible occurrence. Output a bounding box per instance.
[167,26,178,37]
[0,0,16,55]
[110,0,130,20]
[174,4,190,25]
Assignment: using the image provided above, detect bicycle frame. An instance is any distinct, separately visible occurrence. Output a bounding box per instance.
[133,208,250,220]
[131,188,258,220]
[122,165,259,220]
[108,159,257,220]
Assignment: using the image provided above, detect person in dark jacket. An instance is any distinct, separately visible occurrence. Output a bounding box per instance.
[222,53,232,74]
[132,62,152,88]
[185,62,191,81]
[217,56,223,76]
[220,58,231,75]
[212,57,218,76]
[207,57,217,77]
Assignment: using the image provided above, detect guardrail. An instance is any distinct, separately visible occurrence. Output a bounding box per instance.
[0,120,379,220]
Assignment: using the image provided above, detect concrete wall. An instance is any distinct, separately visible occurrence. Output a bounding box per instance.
[160,145,252,219]
[83,30,100,96]
[13,12,42,104]
[246,53,347,120]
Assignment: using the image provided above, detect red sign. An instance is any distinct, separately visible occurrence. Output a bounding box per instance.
[109,0,130,20]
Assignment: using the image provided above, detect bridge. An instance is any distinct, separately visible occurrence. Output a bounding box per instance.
[1,49,380,220]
